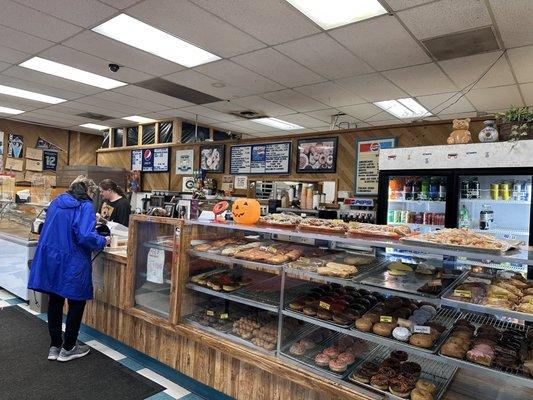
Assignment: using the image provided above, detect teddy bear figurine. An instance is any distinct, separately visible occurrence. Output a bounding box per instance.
[447,118,472,144]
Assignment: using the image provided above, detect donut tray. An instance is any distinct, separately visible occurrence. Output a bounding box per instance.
[280,329,375,380]
[350,307,462,354]
[437,312,533,388]
[347,344,457,400]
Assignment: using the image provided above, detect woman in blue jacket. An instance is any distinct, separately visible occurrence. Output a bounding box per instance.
[28,177,110,362]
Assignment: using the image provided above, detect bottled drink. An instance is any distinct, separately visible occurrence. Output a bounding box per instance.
[429,177,439,201]
[469,177,480,199]
[412,179,421,201]
[461,179,469,199]
[512,181,521,201]
[389,178,398,200]
[438,179,446,201]
[479,205,492,230]
[499,182,510,200]
[458,205,470,228]
[404,178,413,200]
[420,177,430,200]
[387,210,395,223]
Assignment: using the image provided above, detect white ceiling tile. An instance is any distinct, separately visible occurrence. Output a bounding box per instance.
[227,120,269,132]
[0,62,12,73]
[45,101,123,118]
[329,15,431,71]
[508,46,533,84]
[14,0,117,28]
[209,121,250,133]
[383,63,458,96]
[279,113,328,128]
[439,51,515,89]
[275,34,374,80]
[261,89,328,112]
[416,92,476,115]
[305,108,343,124]
[195,60,285,96]
[295,81,366,107]
[25,108,89,124]
[338,103,384,120]
[98,0,139,9]
[489,0,533,47]
[385,0,434,11]
[336,73,408,102]
[178,105,241,122]
[466,85,523,111]
[2,66,104,96]
[12,113,74,127]
[128,0,265,58]
[0,45,29,64]
[0,74,85,100]
[520,83,533,106]
[39,45,152,84]
[163,70,246,99]
[398,0,491,39]
[232,48,325,87]
[190,0,320,45]
[0,95,41,111]
[111,85,193,108]
[0,0,83,42]
[63,31,185,77]
[0,25,54,54]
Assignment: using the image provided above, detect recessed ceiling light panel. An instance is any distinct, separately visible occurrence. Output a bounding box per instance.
[122,115,156,124]
[251,117,303,130]
[20,57,126,90]
[93,14,221,68]
[80,123,110,130]
[373,98,432,119]
[0,84,65,104]
[0,106,24,115]
[285,0,387,30]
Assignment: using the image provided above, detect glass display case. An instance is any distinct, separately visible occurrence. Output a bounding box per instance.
[128,215,183,319]
[180,219,533,397]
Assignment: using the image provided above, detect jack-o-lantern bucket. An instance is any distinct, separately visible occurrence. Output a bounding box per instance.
[231,198,260,225]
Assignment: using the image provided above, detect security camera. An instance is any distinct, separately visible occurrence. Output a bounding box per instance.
[108,63,120,73]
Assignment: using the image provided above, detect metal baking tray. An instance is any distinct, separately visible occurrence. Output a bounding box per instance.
[347,345,457,400]
[350,307,461,354]
[437,312,533,388]
[280,329,373,380]
[234,276,310,308]
[440,272,533,323]
[357,263,465,300]
[400,236,523,255]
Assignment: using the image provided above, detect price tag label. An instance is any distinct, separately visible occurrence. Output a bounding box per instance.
[493,293,508,299]
[529,298,533,305]
[206,310,215,316]
[319,301,331,310]
[380,316,392,323]
[453,290,472,298]
[428,279,442,287]
[220,313,229,320]
[414,325,431,334]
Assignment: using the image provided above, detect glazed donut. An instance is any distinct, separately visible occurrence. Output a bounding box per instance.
[327,155,333,165]
[416,379,437,394]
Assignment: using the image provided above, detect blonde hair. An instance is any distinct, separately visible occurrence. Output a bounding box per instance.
[70,175,97,198]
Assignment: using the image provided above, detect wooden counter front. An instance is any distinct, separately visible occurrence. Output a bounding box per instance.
[85,252,533,400]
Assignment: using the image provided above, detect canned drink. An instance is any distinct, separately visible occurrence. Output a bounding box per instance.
[499,183,510,200]
[394,210,402,223]
[512,181,521,201]
[490,183,499,200]
[387,210,395,223]
[400,210,408,223]
[415,212,423,224]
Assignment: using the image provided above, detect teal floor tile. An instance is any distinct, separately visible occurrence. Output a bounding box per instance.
[118,357,144,371]
[144,392,175,400]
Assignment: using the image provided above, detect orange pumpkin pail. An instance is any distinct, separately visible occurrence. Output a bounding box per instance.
[231,198,261,225]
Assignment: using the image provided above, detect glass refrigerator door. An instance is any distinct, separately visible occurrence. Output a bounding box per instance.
[457,174,531,243]
[385,174,448,233]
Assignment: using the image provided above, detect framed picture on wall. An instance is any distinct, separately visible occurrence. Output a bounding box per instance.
[297,137,338,173]
[200,144,224,172]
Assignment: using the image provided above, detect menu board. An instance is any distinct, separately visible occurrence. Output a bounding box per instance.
[132,147,169,172]
[355,138,395,195]
[230,142,291,175]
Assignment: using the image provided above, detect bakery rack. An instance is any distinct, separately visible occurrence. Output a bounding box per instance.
[438,312,533,388]
[346,344,457,400]
[189,249,283,274]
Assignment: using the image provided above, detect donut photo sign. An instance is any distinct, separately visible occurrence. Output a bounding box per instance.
[296,137,338,173]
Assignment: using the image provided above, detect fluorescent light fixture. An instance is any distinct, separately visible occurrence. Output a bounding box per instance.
[80,123,110,131]
[286,0,387,30]
[251,117,304,130]
[0,106,24,115]
[373,98,432,119]
[20,57,126,90]
[0,84,65,104]
[93,14,221,68]
[122,115,156,124]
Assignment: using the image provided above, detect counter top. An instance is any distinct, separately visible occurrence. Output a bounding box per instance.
[0,220,37,246]
[103,247,127,263]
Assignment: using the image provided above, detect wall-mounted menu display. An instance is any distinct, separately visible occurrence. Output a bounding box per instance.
[355,137,395,195]
[230,142,291,175]
[131,147,169,172]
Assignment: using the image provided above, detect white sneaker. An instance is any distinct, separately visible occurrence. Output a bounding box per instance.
[48,346,61,361]
[57,343,90,362]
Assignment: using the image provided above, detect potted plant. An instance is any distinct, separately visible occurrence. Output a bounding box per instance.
[495,106,533,141]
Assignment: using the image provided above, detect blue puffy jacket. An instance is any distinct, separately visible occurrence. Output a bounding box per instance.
[28,192,106,300]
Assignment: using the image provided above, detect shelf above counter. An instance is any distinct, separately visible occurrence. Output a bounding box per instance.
[388,199,446,204]
[460,199,530,205]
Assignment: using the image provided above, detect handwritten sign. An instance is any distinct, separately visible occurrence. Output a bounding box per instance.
[355,138,395,195]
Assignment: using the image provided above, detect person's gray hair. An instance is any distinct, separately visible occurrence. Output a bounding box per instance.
[70,175,97,197]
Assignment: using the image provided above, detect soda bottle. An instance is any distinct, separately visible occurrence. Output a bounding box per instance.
[458,205,470,228]
[404,178,413,200]
[389,178,398,200]
[461,179,469,199]
[439,179,446,201]
[470,177,480,199]
[412,179,421,201]
[429,177,439,201]
[421,177,430,200]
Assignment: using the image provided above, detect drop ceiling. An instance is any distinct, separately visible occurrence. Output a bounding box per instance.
[0,0,530,137]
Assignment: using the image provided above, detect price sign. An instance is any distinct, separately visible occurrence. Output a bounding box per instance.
[414,325,431,334]
[493,293,509,299]
[206,310,215,316]
[380,316,392,323]
[453,290,472,298]
[319,301,331,310]
[220,313,229,320]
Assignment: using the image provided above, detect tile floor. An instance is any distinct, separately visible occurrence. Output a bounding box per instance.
[0,288,232,400]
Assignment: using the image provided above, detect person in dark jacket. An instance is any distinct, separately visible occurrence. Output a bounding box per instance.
[98,179,131,227]
[28,176,109,362]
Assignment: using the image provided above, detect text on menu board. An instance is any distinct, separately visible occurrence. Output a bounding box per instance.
[230,142,291,175]
[131,147,169,172]
[355,138,395,195]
